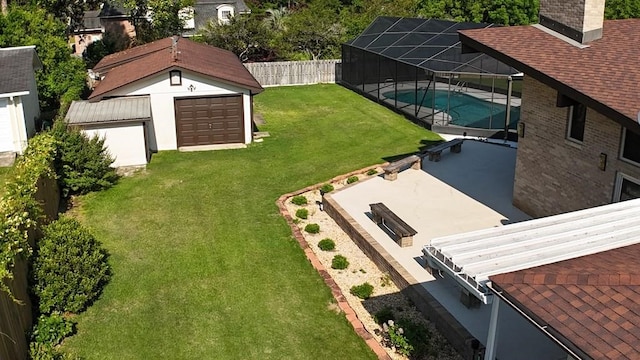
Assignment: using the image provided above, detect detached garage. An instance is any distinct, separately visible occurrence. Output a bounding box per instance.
[67,36,263,167]
[175,95,244,147]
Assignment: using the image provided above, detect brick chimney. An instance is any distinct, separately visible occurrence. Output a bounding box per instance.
[539,0,605,44]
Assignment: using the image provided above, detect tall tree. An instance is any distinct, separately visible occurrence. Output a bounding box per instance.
[120,0,194,43]
[0,6,87,111]
[37,0,102,32]
[605,0,640,19]
[198,14,276,62]
[281,0,343,60]
[340,0,419,41]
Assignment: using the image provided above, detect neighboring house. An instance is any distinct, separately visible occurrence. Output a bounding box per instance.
[65,36,263,168]
[182,0,251,35]
[72,2,136,57]
[458,0,640,218]
[0,46,42,156]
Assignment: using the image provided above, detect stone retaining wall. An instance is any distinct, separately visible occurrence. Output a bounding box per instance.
[324,195,479,360]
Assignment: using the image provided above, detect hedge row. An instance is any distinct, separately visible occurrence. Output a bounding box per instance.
[0,133,57,296]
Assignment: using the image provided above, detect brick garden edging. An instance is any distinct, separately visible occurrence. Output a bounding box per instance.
[276,163,392,360]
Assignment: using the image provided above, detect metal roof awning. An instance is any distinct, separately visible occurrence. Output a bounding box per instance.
[423,198,640,304]
[65,96,151,125]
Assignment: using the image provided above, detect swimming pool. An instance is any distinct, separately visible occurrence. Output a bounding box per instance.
[383,89,520,130]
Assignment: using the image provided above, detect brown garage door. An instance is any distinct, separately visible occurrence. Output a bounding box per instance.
[175,95,244,147]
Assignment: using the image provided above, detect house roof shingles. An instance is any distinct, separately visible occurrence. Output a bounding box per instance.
[0,47,42,95]
[459,19,640,128]
[491,243,640,360]
[90,37,262,100]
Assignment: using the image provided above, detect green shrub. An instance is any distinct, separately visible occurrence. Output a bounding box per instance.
[331,255,349,270]
[291,195,308,205]
[29,342,80,360]
[346,176,359,184]
[320,183,334,193]
[382,320,414,356]
[32,217,111,314]
[318,238,335,251]
[397,318,433,356]
[350,282,374,299]
[374,307,395,325]
[50,120,118,197]
[295,208,309,219]
[0,133,56,297]
[304,223,320,234]
[31,312,75,346]
[366,169,378,176]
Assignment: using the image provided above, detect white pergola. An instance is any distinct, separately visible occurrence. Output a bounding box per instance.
[423,198,640,304]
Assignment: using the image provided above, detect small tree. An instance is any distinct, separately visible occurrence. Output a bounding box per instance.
[50,120,118,197]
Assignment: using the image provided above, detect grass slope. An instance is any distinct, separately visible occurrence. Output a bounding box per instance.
[64,84,441,359]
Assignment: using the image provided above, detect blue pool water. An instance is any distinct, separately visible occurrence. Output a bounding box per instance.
[383,89,520,130]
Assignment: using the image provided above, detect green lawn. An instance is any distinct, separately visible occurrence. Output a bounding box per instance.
[64,84,441,359]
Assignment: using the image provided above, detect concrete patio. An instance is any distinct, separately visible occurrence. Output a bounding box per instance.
[328,139,543,357]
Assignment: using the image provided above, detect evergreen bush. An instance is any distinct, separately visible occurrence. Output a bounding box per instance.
[291,195,308,205]
[32,217,111,314]
[51,120,118,197]
[318,238,335,251]
[331,255,349,270]
[346,176,358,184]
[320,183,334,193]
[304,223,320,234]
[350,282,374,299]
[295,208,309,219]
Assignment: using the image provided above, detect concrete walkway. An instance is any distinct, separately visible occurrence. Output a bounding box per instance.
[331,139,530,344]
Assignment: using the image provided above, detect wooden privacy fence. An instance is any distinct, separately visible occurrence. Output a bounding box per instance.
[244,60,340,87]
[0,177,59,360]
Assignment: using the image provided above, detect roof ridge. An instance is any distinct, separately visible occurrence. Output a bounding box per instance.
[503,272,640,286]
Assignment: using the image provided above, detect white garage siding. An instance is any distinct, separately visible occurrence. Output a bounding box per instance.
[107,70,254,151]
[82,123,148,168]
[66,96,152,168]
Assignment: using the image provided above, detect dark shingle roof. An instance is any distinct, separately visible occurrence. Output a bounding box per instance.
[0,46,42,95]
[99,1,129,18]
[459,19,640,129]
[491,244,640,360]
[90,37,262,100]
[82,10,102,30]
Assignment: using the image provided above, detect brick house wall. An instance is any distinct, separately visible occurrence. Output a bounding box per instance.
[513,76,640,217]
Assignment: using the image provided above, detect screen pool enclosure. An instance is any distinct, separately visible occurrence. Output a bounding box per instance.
[340,17,522,134]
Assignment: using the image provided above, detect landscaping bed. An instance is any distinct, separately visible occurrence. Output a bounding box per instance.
[284,168,462,360]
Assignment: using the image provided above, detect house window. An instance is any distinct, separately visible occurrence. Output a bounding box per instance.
[170,70,182,86]
[566,103,587,142]
[614,173,640,202]
[621,128,640,165]
[217,5,234,23]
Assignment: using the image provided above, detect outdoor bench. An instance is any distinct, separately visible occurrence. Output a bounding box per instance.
[383,154,421,181]
[423,138,464,162]
[369,203,417,247]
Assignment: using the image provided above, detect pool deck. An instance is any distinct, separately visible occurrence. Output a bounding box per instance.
[330,139,530,349]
